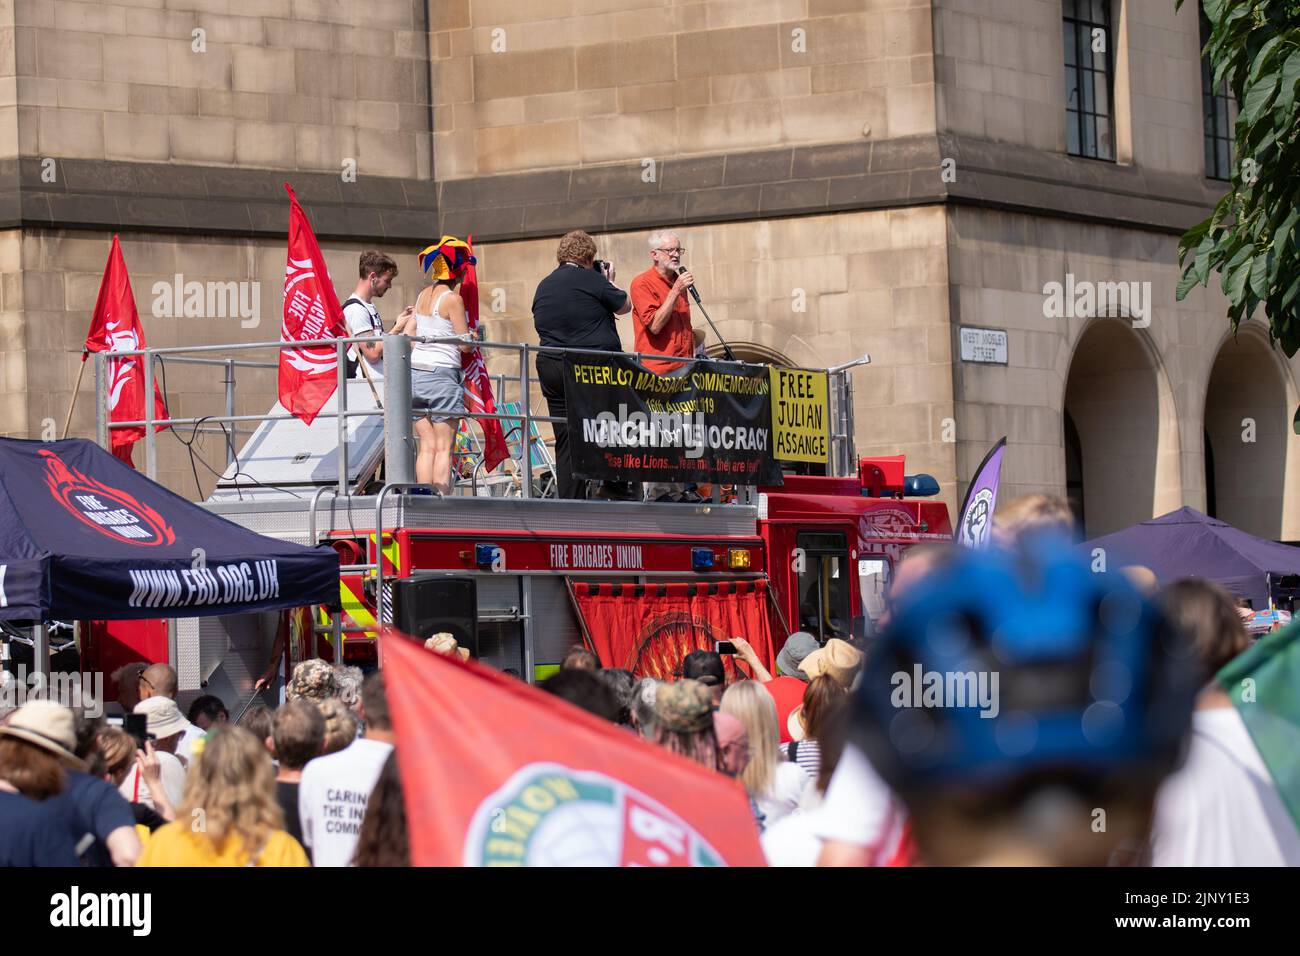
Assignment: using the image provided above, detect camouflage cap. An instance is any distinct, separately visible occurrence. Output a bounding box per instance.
[654,679,714,734]
[286,658,339,703]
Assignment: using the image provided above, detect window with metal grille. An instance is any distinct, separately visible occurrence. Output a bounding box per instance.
[1200,9,1235,180]
[1063,0,1115,161]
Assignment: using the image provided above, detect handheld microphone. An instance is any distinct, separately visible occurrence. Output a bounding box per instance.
[676,265,736,362]
[676,266,703,306]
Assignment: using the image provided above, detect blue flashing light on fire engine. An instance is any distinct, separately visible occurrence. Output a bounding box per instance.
[903,474,941,497]
[474,543,499,568]
[691,548,715,571]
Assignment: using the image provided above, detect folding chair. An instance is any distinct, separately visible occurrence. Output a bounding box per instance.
[450,420,482,494]
[498,400,557,498]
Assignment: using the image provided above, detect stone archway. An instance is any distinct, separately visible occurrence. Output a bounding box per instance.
[1062,319,1179,538]
[1203,330,1288,538]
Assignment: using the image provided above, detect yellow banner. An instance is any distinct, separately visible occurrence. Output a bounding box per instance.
[769,367,829,463]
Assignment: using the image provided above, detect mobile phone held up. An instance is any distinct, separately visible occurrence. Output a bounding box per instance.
[715,641,737,655]
[125,713,150,748]
[592,259,611,278]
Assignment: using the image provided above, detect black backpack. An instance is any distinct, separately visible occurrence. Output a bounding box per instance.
[341,296,372,378]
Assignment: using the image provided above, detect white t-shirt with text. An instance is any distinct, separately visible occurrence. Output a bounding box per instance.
[297,737,393,867]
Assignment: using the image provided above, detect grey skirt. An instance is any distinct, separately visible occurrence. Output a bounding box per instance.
[411,366,465,423]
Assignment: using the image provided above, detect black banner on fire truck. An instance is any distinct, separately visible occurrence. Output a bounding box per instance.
[563,354,784,485]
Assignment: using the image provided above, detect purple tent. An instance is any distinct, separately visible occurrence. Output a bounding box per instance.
[1083,507,1300,607]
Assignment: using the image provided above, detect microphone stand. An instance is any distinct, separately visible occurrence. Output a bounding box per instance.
[680,269,737,362]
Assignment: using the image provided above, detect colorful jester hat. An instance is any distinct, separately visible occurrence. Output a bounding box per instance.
[419,236,476,281]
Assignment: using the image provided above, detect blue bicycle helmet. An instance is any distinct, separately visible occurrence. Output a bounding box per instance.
[853,538,1198,795]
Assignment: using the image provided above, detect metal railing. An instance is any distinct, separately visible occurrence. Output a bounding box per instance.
[92,334,867,668]
[95,335,867,498]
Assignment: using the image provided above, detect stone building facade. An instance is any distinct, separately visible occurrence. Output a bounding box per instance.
[1,0,1295,540]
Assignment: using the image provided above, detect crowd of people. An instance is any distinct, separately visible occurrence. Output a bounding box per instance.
[0,653,401,867]
[2,493,1298,867]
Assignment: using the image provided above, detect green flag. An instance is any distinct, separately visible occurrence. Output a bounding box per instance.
[1219,620,1300,831]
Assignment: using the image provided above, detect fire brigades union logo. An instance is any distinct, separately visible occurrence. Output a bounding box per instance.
[629,611,728,680]
[859,507,915,538]
[40,450,175,547]
[465,764,724,867]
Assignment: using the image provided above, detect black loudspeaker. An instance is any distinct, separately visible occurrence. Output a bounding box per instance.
[391,576,478,656]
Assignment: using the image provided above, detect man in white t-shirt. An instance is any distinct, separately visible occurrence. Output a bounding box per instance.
[298,671,393,867]
[1149,579,1300,866]
[342,251,409,381]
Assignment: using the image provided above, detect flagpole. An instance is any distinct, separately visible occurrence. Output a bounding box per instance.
[61,354,88,439]
[357,354,383,408]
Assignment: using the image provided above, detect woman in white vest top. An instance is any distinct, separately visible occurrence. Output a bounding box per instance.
[392,238,474,494]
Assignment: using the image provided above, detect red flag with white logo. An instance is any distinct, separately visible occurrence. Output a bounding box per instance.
[82,235,168,467]
[382,633,766,867]
[279,184,347,426]
[459,237,509,472]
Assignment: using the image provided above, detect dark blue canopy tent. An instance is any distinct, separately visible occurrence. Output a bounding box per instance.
[0,438,338,621]
[1082,507,1300,608]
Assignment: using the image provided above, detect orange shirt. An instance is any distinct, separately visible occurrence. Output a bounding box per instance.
[629,267,694,374]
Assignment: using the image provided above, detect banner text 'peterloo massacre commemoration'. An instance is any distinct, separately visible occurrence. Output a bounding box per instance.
[563,355,828,485]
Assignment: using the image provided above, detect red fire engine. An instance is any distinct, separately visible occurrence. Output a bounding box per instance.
[223,452,954,687]
[77,340,952,706]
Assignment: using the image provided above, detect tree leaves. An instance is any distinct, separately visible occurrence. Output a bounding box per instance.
[1250,249,1274,298]
[1224,247,1255,301]
[1242,70,1278,124]
[1249,35,1285,82]
[1194,234,1216,285]
[1176,269,1202,301]
[1177,2,1300,354]
[1279,48,1300,110]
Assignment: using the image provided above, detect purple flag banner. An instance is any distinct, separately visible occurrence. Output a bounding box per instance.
[955,437,1007,549]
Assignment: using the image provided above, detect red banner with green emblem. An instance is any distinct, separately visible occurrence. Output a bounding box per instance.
[382,632,766,867]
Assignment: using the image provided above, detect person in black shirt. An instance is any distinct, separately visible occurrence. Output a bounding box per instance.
[0,791,80,866]
[45,713,141,867]
[270,701,325,849]
[0,700,87,866]
[531,230,632,499]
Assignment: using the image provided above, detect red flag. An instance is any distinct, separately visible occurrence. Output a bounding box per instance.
[279,184,347,425]
[459,237,509,472]
[83,235,168,467]
[382,633,766,867]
